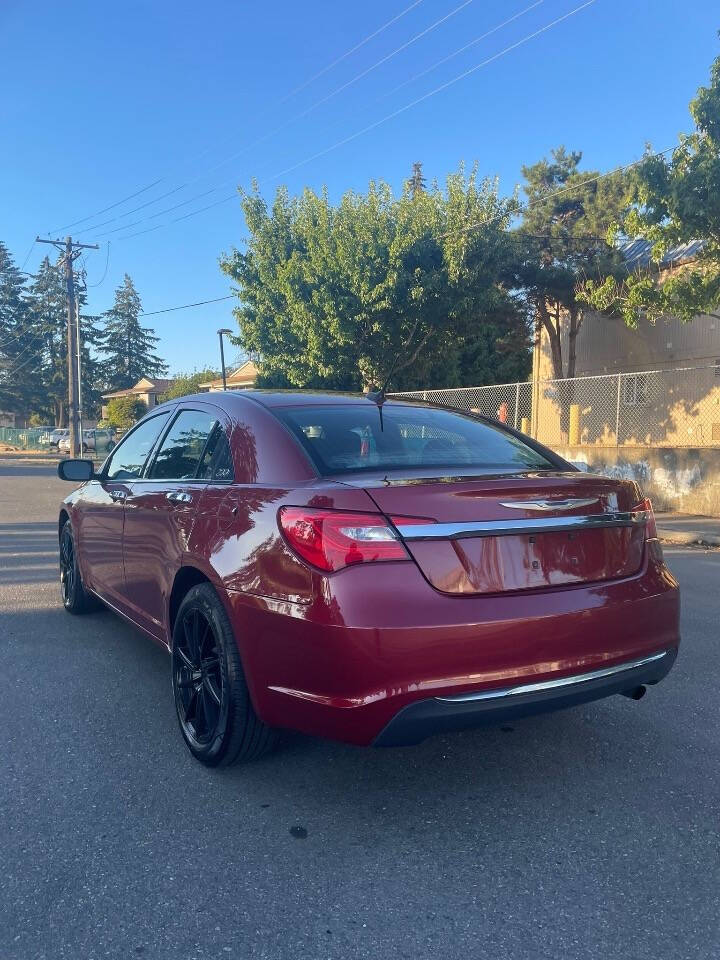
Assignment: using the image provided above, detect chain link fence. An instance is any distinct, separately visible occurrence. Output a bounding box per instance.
[393,363,720,448]
[0,427,116,455]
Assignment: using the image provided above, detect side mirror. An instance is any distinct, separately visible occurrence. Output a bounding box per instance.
[57,459,95,482]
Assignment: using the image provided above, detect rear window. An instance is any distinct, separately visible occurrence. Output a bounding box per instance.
[274,403,554,476]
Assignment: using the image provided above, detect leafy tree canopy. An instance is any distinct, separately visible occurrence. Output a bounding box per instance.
[161,368,219,401]
[511,147,631,378]
[104,395,147,431]
[580,51,720,325]
[221,167,530,392]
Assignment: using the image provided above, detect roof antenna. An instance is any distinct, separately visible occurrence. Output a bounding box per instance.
[365,319,420,431]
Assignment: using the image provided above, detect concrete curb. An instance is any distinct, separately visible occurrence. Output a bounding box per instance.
[657,527,720,547]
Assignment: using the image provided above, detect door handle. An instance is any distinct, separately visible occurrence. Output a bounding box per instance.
[109,489,128,501]
[166,491,192,504]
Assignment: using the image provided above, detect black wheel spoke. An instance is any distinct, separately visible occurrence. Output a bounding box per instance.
[198,621,211,658]
[191,611,201,661]
[176,646,194,671]
[183,686,199,723]
[204,673,221,706]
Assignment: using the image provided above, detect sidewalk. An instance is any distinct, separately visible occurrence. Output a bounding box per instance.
[655,513,720,547]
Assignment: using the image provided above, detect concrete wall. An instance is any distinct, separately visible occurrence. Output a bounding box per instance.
[535,309,720,381]
[554,445,720,516]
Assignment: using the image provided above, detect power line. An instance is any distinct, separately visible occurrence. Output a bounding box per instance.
[179,0,475,191]
[112,156,673,323]
[293,0,475,121]
[74,184,190,236]
[382,0,544,99]
[104,0,601,242]
[69,2,466,240]
[49,179,164,234]
[0,327,47,371]
[281,0,426,102]
[139,296,233,316]
[266,0,599,184]
[447,145,677,239]
[94,186,221,238]
[87,242,111,287]
[46,2,427,239]
[20,239,36,271]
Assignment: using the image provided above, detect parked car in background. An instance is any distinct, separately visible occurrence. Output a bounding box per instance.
[41,428,69,447]
[59,428,116,455]
[56,391,680,767]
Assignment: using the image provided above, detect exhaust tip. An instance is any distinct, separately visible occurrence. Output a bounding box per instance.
[621,685,647,701]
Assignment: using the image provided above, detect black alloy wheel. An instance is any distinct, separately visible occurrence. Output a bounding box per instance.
[171,584,278,766]
[59,521,97,614]
[59,524,76,607]
[173,606,224,748]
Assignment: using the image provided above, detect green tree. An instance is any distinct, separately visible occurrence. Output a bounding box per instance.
[512,147,631,379]
[161,368,219,400]
[406,161,426,198]
[99,274,167,390]
[0,241,42,415]
[580,52,720,326]
[221,168,528,392]
[25,257,103,425]
[105,395,147,430]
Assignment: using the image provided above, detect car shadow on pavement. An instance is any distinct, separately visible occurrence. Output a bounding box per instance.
[2,585,693,850]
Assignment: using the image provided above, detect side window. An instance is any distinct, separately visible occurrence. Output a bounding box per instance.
[198,423,234,482]
[149,409,217,480]
[105,413,171,481]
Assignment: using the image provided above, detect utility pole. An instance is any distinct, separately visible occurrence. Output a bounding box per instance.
[217,328,233,391]
[36,236,98,457]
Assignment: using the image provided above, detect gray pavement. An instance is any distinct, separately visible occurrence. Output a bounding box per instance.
[656,512,720,547]
[1,463,719,960]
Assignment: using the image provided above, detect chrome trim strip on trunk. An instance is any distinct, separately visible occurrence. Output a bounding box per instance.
[435,650,670,703]
[395,510,648,541]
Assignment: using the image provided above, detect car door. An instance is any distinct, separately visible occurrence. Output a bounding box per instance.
[122,406,223,641]
[77,411,171,611]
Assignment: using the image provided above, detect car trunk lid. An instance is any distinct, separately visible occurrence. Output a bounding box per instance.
[357,471,647,595]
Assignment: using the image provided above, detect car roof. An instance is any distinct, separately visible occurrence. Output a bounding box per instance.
[165,389,429,411]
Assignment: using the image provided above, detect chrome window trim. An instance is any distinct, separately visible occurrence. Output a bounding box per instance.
[435,650,670,703]
[395,510,648,541]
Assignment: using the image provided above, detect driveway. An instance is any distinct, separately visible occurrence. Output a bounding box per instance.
[1,463,719,960]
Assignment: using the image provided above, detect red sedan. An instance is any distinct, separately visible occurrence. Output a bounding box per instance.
[57,391,680,766]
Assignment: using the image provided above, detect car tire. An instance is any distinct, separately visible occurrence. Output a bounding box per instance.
[172,583,278,766]
[59,519,98,614]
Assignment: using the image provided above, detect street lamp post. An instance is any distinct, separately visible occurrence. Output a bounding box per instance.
[217,328,233,391]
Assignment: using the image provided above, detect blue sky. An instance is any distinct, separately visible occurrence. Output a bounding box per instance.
[2,0,718,374]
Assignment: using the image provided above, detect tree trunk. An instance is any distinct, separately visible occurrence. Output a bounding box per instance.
[566,306,583,380]
[539,303,564,379]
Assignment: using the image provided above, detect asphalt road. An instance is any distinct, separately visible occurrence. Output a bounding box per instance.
[1,462,719,960]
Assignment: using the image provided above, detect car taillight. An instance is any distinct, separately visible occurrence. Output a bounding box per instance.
[278,507,411,572]
[636,497,658,539]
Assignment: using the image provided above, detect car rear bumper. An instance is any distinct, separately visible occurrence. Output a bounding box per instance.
[226,545,681,746]
[373,646,677,746]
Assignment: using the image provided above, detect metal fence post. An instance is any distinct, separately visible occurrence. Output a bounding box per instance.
[615,373,622,446]
[514,381,520,429]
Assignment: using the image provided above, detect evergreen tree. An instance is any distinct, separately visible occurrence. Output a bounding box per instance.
[24,257,103,425]
[98,274,167,390]
[407,161,426,198]
[0,241,43,416]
